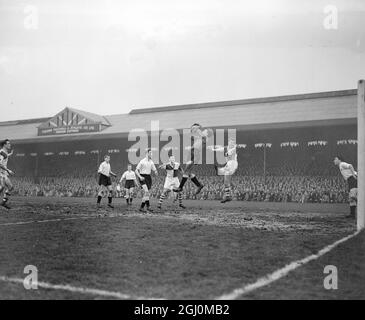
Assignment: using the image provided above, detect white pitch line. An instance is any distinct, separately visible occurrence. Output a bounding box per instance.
[0,276,161,300]
[216,229,363,300]
[0,216,97,227]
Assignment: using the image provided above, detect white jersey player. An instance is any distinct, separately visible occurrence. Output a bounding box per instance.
[211,138,239,203]
[119,164,137,206]
[97,155,117,209]
[135,148,158,212]
[334,156,358,218]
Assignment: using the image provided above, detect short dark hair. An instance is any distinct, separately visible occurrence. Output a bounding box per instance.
[1,139,10,147]
[335,155,344,162]
[146,148,151,153]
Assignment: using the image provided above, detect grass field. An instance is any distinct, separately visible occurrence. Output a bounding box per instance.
[0,197,364,300]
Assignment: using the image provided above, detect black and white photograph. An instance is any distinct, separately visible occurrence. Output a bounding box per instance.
[0,0,364,305]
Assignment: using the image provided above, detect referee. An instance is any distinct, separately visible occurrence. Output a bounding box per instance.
[97,155,117,208]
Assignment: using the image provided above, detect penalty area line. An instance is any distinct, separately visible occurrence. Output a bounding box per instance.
[216,229,363,300]
[0,276,162,300]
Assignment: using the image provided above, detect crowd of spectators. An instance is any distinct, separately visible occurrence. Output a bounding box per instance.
[9,147,355,204]
[11,173,348,204]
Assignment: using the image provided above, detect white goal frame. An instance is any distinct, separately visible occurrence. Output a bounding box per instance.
[358,80,365,230]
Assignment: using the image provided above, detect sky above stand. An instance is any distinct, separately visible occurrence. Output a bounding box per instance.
[0,0,365,121]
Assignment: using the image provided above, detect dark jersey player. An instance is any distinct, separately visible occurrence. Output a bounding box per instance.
[174,123,213,195]
[158,155,185,210]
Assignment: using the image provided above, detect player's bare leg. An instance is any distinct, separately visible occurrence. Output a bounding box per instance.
[140,185,152,212]
[221,174,232,203]
[158,189,185,210]
[125,188,130,205]
[107,186,114,209]
[1,178,13,210]
[172,192,178,203]
[348,188,357,218]
[0,182,7,210]
[97,186,104,208]
[129,187,134,205]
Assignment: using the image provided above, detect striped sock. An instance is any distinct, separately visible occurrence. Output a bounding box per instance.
[224,186,231,198]
[178,193,182,205]
[159,194,166,206]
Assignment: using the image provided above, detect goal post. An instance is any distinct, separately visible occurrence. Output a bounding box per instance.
[358,79,365,230]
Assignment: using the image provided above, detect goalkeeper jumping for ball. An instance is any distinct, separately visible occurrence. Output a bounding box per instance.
[173,123,213,195]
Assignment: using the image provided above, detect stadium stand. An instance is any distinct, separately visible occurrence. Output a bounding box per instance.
[1,89,358,204]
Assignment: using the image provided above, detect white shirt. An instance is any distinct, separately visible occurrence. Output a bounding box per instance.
[136,157,157,175]
[339,162,357,180]
[121,170,136,181]
[98,161,111,177]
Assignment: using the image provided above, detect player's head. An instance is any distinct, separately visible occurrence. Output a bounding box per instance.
[333,156,344,166]
[104,155,110,163]
[191,123,203,136]
[1,139,11,151]
[146,148,152,159]
[169,155,175,163]
[127,164,132,171]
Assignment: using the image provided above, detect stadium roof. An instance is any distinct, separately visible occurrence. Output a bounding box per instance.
[0,89,357,144]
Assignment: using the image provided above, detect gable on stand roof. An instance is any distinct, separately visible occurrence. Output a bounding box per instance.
[38,107,110,129]
[37,107,111,136]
